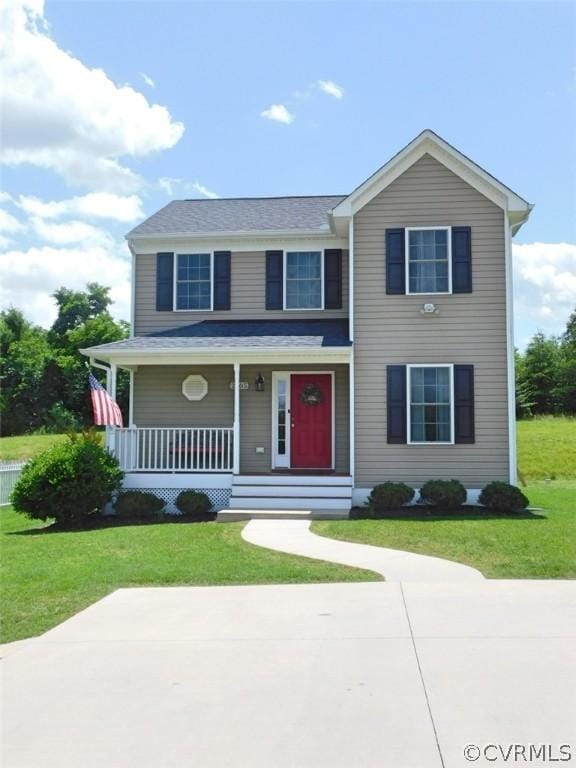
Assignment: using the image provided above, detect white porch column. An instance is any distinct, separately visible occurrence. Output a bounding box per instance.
[106,363,118,452]
[233,362,240,474]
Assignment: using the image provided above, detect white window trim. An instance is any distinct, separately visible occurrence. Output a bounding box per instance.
[173,251,214,312]
[271,370,335,469]
[405,226,452,296]
[407,363,455,445]
[282,250,325,311]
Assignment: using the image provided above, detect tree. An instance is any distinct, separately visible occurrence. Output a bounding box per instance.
[555,308,576,414]
[521,332,561,415]
[0,310,54,434]
[49,283,113,347]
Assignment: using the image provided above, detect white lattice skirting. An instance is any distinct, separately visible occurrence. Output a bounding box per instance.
[146,487,231,513]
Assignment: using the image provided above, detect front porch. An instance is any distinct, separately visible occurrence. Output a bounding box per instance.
[82,319,354,511]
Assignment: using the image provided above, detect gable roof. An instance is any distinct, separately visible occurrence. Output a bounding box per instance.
[127,196,345,238]
[331,130,533,234]
[126,131,532,240]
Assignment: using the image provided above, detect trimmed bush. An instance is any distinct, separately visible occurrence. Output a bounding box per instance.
[367,482,415,515]
[479,481,529,513]
[114,491,164,518]
[175,490,213,517]
[11,431,123,527]
[419,479,467,509]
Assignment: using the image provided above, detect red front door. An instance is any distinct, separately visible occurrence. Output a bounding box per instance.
[290,374,332,469]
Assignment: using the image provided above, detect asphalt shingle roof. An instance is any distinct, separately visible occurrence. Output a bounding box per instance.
[85,320,351,353]
[127,196,346,237]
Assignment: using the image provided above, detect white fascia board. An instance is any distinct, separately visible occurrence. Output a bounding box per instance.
[127,231,348,254]
[332,130,532,226]
[80,347,353,366]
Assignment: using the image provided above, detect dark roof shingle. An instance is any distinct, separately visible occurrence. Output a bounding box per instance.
[84,319,351,354]
[127,196,346,237]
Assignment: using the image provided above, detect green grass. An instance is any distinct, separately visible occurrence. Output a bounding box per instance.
[0,432,103,462]
[313,481,576,580]
[0,508,379,644]
[517,416,576,480]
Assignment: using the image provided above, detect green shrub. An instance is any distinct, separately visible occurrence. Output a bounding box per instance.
[11,431,123,527]
[114,491,165,518]
[175,490,213,517]
[419,479,467,509]
[479,481,529,513]
[367,482,414,515]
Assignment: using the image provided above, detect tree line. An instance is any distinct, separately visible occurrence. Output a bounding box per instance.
[1,284,129,436]
[1,284,574,436]
[515,309,575,418]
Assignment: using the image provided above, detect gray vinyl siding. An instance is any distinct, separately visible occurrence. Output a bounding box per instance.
[134,250,349,334]
[132,363,349,474]
[353,153,509,487]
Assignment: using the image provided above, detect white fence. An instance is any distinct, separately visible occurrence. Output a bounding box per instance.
[112,427,234,472]
[0,462,27,506]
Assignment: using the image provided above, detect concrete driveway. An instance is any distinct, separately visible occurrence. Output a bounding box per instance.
[2,581,575,768]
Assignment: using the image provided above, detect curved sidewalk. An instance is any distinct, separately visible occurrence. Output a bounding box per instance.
[242,520,484,581]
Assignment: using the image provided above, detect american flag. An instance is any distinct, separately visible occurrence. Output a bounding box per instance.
[89,372,123,427]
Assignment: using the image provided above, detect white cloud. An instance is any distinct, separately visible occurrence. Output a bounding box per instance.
[317,79,344,99]
[513,242,576,334]
[140,72,155,88]
[260,104,295,125]
[158,177,220,199]
[17,192,144,222]
[0,208,25,233]
[191,182,219,200]
[30,218,114,247]
[0,0,184,192]
[0,241,131,326]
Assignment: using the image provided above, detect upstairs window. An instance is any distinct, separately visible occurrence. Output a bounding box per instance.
[285,251,323,309]
[175,253,212,310]
[406,228,451,294]
[408,365,453,444]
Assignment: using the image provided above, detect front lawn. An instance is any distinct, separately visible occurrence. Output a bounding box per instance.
[0,507,378,644]
[517,416,575,480]
[313,482,575,579]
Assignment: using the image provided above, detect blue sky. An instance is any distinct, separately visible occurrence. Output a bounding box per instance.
[1,0,575,347]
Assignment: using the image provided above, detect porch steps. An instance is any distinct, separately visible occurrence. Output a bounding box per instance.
[224,474,353,518]
[218,509,347,522]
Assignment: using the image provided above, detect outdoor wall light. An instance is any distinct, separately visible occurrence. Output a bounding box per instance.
[255,373,265,392]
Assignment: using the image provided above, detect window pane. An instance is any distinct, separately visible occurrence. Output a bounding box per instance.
[408,230,449,293]
[176,254,211,310]
[285,252,322,309]
[409,367,452,442]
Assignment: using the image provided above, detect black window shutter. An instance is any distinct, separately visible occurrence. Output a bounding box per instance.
[385,229,406,294]
[454,364,475,443]
[324,249,342,309]
[452,226,472,293]
[156,252,174,311]
[213,251,231,310]
[266,251,283,310]
[387,365,407,444]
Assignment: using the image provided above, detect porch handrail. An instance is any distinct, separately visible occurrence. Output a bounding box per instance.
[112,427,234,472]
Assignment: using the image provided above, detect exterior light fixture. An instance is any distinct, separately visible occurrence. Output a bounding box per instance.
[255,373,265,392]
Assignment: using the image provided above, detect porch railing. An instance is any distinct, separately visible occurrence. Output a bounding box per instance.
[112,427,234,472]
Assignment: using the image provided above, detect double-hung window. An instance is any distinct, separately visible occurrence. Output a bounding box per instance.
[408,365,453,443]
[175,253,212,310]
[407,228,451,294]
[285,251,323,309]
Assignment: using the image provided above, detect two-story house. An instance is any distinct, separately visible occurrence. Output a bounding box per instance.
[82,130,532,513]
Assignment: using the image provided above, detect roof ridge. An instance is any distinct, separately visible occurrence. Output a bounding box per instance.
[179,194,347,202]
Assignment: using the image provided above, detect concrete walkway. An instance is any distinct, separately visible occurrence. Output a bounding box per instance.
[242,519,484,581]
[2,582,575,768]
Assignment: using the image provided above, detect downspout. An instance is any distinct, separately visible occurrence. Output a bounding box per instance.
[504,213,517,485]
